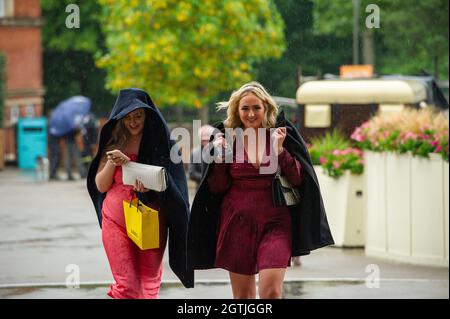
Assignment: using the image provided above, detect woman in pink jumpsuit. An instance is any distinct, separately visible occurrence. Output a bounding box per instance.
[95,108,167,299]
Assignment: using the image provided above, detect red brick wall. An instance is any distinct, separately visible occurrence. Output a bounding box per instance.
[0,0,43,161]
[0,28,42,91]
[14,0,41,18]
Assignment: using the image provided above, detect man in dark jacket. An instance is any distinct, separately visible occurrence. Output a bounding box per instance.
[187,111,334,270]
[86,88,194,289]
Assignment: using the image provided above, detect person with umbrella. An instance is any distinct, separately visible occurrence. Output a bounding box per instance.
[49,96,91,180]
[48,109,62,181]
[80,112,99,173]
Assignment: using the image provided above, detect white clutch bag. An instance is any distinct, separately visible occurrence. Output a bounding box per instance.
[122,162,168,192]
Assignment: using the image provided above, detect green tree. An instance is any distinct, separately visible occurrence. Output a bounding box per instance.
[313,0,449,79]
[97,0,286,124]
[41,0,104,53]
[255,0,352,98]
[41,0,115,114]
[379,0,449,79]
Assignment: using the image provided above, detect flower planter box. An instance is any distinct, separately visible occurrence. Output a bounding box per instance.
[364,151,449,267]
[364,151,387,255]
[314,165,365,247]
[385,152,412,258]
[410,154,446,266]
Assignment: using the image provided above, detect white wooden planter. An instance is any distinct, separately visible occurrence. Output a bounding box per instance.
[365,150,449,267]
[385,152,412,258]
[364,151,387,255]
[314,166,365,247]
[410,154,446,266]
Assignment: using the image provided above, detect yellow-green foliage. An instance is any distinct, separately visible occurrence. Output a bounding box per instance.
[96,0,286,108]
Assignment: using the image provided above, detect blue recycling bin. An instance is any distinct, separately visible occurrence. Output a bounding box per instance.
[17,118,48,169]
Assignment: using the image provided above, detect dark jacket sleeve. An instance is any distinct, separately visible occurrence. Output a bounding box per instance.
[279,147,302,186]
[188,152,203,183]
[207,162,231,194]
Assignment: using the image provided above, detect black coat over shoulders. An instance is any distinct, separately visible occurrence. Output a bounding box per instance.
[187,111,334,270]
[86,88,194,288]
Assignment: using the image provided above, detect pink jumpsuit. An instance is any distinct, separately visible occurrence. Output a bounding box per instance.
[101,153,167,299]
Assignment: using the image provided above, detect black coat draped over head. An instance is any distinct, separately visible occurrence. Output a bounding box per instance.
[86,88,194,288]
[187,111,334,270]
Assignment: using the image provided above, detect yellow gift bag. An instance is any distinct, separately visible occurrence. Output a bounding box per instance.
[123,198,159,250]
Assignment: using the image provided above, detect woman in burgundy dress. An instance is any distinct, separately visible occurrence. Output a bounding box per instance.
[188,82,334,299]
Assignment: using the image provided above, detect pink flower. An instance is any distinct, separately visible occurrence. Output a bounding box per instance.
[400,132,417,142]
[353,134,365,142]
[332,160,340,169]
[370,137,379,146]
[419,133,431,140]
[360,121,370,129]
[319,156,327,165]
[354,148,364,157]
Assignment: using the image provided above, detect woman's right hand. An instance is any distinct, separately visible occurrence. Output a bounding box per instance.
[106,149,130,166]
[212,133,228,149]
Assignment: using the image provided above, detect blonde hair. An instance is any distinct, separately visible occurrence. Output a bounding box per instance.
[217,81,279,129]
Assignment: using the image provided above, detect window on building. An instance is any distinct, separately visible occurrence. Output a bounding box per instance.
[10,105,19,125]
[25,104,35,118]
[305,104,331,128]
[0,0,14,18]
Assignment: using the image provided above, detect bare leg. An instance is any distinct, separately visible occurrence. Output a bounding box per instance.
[229,272,256,299]
[258,268,286,299]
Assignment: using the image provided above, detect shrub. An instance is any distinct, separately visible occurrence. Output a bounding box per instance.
[309,130,364,178]
[351,108,449,162]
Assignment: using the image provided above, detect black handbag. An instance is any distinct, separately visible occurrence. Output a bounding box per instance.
[272,167,301,207]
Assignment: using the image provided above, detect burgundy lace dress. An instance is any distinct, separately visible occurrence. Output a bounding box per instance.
[207,133,302,275]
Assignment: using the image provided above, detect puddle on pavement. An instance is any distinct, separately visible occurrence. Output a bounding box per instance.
[283,281,361,299]
[0,287,39,298]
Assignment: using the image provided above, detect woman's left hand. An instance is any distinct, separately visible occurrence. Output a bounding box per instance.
[134,179,149,193]
[272,127,286,155]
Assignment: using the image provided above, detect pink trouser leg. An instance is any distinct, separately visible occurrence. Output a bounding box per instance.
[102,216,141,299]
[139,251,164,299]
[139,213,167,299]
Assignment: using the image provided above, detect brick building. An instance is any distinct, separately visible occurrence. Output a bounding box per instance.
[0,0,44,162]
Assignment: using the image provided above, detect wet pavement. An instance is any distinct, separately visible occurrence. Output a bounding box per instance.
[0,280,448,299]
[0,167,448,299]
